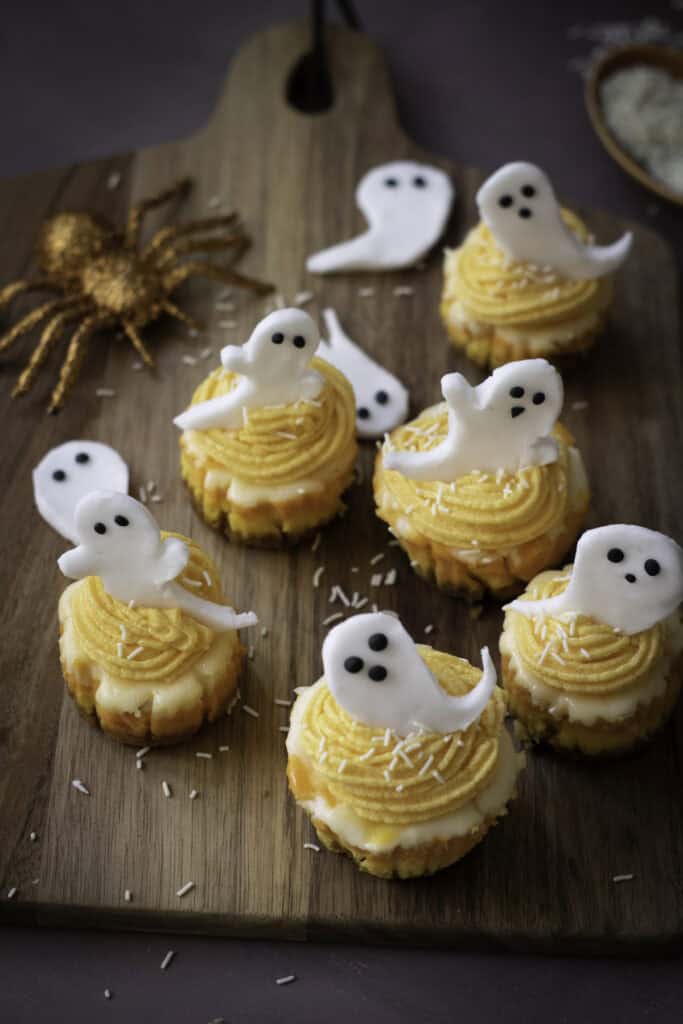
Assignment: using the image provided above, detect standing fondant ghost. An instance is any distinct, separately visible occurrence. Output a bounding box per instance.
[58,490,257,631]
[322,612,496,736]
[384,359,563,482]
[505,525,683,635]
[174,309,323,432]
[33,440,129,543]
[476,161,632,280]
[306,161,454,274]
[318,308,409,439]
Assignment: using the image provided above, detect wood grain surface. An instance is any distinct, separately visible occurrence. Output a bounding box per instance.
[0,22,681,953]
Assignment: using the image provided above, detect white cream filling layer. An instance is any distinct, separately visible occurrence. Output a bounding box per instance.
[445,298,606,349]
[500,611,683,726]
[286,680,524,854]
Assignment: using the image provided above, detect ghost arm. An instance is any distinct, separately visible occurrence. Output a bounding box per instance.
[569,232,632,280]
[383,439,456,482]
[165,581,258,631]
[152,537,190,586]
[440,646,497,733]
[299,369,324,401]
[503,593,568,619]
[220,344,250,374]
[441,373,475,413]
[173,391,245,432]
[306,231,381,274]
[525,435,559,467]
[57,545,99,580]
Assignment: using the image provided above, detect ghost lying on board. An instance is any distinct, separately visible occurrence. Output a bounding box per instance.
[58,490,258,632]
[174,309,323,432]
[322,611,496,737]
[505,524,683,636]
[383,358,563,482]
[476,161,632,280]
[317,308,409,440]
[33,440,129,543]
[306,161,454,274]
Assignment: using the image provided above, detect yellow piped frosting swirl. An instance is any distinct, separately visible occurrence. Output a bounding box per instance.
[382,406,576,550]
[181,358,356,487]
[509,570,663,694]
[448,211,610,327]
[298,648,506,825]
[68,533,226,682]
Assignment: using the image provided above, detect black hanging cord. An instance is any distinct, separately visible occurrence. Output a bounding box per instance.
[286,0,363,113]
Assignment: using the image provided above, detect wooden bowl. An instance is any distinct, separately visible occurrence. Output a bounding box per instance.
[585,44,683,207]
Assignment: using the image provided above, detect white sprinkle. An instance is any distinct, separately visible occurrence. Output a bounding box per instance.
[29,831,37,842]
[274,698,292,707]
[195,752,213,760]
[273,293,286,309]
[393,285,414,296]
[398,749,414,768]
[215,301,235,311]
[336,586,351,607]
[182,354,198,366]
[384,569,397,586]
[242,407,249,427]
[162,781,172,798]
[580,647,590,659]
[182,576,203,588]
[189,789,199,800]
[188,327,199,338]
[176,881,195,898]
[318,736,326,754]
[116,642,124,658]
[127,645,144,661]
[370,553,385,565]
[395,783,405,793]
[550,652,565,664]
[323,612,343,626]
[337,759,347,774]
[354,597,369,610]
[136,746,150,759]
[219,745,230,752]
[107,170,122,190]
[201,570,212,588]
[242,705,259,718]
[294,290,314,306]
[200,347,213,360]
[131,361,143,371]
[358,746,376,762]
[275,431,297,440]
[538,641,552,666]
[247,645,255,660]
[279,726,289,733]
[208,195,222,208]
[96,387,115,398]
[384,728,392,747]
[6,887,17,900]
[613,873,635,883]
[160,950,176,970]
[311,532,321,553]
[104,988,112,1000]
[432,770,445,784]
[275,975,296,986]
[424,624,434,635]
[571,400,589,411]
[358,287,375,297]
[313,566,326,590]
[138,485,147,503]
[383,770,391,782]
[136,760,144,771]
[303,842,321,852]
[71,780,90,796]
[124,889,132,902]
[419,754,435,776]
[151,494,163,503]
[370,573,383,587]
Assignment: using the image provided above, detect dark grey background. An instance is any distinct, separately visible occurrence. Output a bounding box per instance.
[1,1,682,1021]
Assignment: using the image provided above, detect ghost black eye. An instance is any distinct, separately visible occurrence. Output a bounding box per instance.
[413,176,427,188]
[384,177,399,187]
[357,407,370,420]
[114,515,129,527]
[499,195,513,208]
[344,656,364,673]
[509,386,524,398]
[521,184,536,198]
[368,633,388,652]
[271,332,284,344]
[75,452,90,464]
[93,522,107,535]
[52,469,66,482]
[368,665,388,682]
[644,559,661,576]
[375,390,389,405]
[607,548,624,563]
[293,335,306,349]
[532,392,545,404]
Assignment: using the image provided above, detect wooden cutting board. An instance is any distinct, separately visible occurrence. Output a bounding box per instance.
[0,22,681,953]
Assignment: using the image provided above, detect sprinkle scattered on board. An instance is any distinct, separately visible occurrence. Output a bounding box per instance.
[275,975,297,986]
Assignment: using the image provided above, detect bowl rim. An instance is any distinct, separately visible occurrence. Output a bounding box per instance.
[585,43,683,208]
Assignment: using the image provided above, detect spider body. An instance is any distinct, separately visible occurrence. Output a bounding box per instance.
[0,178,272,412]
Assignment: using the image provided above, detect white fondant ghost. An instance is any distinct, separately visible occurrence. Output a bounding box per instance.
[57,490,258,632]
[173,309,323,432]
[505,525,683,635]
[306,161,454,274]
[322,612,496,736]
[476,161,632,280]
[384,358,563,482]
[33,440,129,543]
[317,308,409,440]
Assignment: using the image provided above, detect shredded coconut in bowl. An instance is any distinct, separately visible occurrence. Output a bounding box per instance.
[600,65,683,195]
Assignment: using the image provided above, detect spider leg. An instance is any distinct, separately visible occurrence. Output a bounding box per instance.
[122,322,155,367]
[163,260,273,297]
[125,178,192,248]
[48,313,111,413]
[160,300,203,332]
[12,304,88,397]
[0,278,54,312]
[155,234,248,268]
[143,213,240,259]
[0,298,73,353]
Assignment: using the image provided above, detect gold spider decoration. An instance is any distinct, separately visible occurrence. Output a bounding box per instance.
[0,178,273,412]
